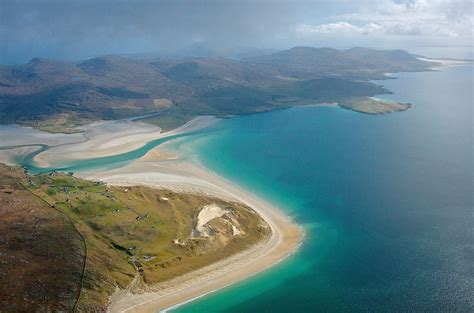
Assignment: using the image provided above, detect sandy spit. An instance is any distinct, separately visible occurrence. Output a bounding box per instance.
[80,152,302,313]
[32,116,217,168]
[417,57,471,69]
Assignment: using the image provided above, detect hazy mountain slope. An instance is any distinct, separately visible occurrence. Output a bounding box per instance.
[245,46,433,79]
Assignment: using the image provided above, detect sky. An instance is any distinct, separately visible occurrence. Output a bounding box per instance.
[1,0,472,64]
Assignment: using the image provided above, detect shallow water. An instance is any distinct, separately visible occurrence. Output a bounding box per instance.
[17,132,199,174]
[168,64,473,312]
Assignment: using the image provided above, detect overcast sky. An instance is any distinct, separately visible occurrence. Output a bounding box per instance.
[1,0,472,64]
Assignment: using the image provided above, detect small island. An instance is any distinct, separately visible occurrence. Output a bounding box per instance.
[340,97,411,114]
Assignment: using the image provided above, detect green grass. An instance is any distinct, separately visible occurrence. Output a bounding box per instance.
[137,78,388,130]
[340,97,411,114]
[23,172,270,311]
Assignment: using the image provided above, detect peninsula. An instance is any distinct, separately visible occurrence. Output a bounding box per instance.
[0,117,301,312]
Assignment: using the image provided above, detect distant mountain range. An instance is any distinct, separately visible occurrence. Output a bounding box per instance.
[0,47,435,131]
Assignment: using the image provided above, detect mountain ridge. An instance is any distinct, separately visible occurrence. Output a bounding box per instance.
[0,47,435,131]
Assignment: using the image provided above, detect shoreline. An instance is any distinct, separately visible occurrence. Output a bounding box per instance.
[81,149,302,312]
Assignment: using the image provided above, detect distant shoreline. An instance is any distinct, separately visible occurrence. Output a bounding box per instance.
[416,57,472,69]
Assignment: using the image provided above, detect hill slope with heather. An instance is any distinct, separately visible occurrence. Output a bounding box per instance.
[0,47,434,131]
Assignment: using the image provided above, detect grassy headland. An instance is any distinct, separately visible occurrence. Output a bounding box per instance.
[0,164,270,312]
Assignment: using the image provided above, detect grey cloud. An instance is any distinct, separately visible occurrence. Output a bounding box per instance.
[1,0,345,63]
[1,0,471,64]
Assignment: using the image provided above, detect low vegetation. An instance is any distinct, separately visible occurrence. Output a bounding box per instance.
[20,113,92,134]
[340,97,411,114]
[0,164,84,312]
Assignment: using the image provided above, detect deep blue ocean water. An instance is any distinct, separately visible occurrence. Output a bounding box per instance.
[168,64,473,312]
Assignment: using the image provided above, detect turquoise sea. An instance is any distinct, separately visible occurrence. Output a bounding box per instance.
[167,64,473,312]
[17,64,473,312]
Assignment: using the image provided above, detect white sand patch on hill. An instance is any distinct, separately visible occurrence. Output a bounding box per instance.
[193,204,226,237]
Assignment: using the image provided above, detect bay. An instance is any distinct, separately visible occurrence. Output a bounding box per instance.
[170,64,473,312]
